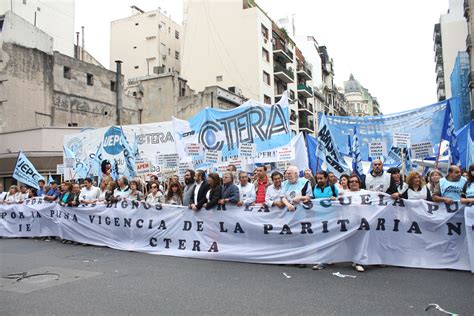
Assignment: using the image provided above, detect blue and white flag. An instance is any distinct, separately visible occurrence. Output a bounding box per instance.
[13,151,44,189]
[441,102,460,165]
[305,133,323,175]
[316,114,351,177]
[120,128,137,178]
[88,142,103,182]
[132,133,141,159]
[63,146,88,180]
[351,126,364,178]
[111,159,119,181]
[48,173,54,185]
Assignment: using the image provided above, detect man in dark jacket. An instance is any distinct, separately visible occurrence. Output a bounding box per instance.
[190,170,209,211]
[219,172,240,206]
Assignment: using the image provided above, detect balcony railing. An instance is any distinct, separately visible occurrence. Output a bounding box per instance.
[297,63,312,80]
[297,84,313,98]
[274,64,294,83]
[272,41,293,63]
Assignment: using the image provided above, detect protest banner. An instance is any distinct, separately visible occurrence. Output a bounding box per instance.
[156,154,179,169]
[185,143,204,157]
[277,147,295,162]
[1,192,472,272]
[411,141,434,159]
[368,141,387,159]
[205,150,221,165]
[12,152,44,189]
[173,93,291,165]
[324,101,447,160]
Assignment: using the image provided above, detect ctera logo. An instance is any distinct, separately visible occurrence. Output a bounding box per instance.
[103,126,123,155]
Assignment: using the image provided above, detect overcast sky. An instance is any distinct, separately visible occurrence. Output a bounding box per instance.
[75,0,449,114]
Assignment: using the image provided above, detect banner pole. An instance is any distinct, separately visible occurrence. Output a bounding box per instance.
[434,137,443,170]
[401,148,405,181]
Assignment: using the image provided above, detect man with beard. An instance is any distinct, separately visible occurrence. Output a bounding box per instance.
[432,165,466,204]
[183,169,196,207]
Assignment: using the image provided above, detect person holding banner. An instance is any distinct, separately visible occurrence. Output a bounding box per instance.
[190,170,209,211]
[265,171,285,208]
[44,181,60,202]
[68,183,82,207]
[364,160,396,194]
[237,172,256,207]
[183,170,196,207]
[80,178,100,204]
[146,182,163,205]
[163,182,183,205]
[426,170,443,195]
[253,166,272,204]
[129,180,145,201]
[58,183,74,206]
[401,172,432,201]
[282,166,312,211]
[387,168,408,199]
[432,166,466,204]
[18,185,29,202]
[461,164,474,204]
[37,179,46,197]
[313,171,338,199]
[114,177,131,201]
[219,172,240,206]
[203,173,222,210]
[3,185,21,204]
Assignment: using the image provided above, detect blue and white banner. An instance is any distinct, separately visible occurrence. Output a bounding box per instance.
[64,122,176,179]
[12,152,44,189]
[174,93,291,164]
[317,115,351,177]
[324,100,448,160]
[0,192,473,272]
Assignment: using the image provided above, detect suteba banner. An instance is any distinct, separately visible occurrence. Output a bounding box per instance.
[1,191,473,272]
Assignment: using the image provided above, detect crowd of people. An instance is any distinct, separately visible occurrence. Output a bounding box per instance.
[1,160,473,272]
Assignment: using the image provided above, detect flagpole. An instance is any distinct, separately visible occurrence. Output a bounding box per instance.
[434,137,443,170]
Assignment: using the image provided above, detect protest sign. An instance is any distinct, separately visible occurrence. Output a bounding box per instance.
[56,164,64,175]
[1,192,473,272]
[238,143,257,158]
[156,154,179,169]
[411,141,434,159]
[277,147,295,161]
[205,150,221,165]
[185,143,204,157]
[135,159,151,176]
[393,132,411,148]
[368,141,387,158]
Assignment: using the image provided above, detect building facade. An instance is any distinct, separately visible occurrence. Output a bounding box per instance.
[0,0,75,56]
[434,0,469,101]
[463,0,474,118]
[110,6,182,83]
[343,74,381,117]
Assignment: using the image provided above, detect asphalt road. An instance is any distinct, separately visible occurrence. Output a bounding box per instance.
[1,238,473,315]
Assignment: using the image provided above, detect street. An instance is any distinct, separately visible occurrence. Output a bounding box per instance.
[1,238,472,315]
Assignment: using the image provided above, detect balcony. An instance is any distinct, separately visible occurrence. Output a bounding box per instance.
[297,63,312,80]
[274,64,294,83]
[437,89,446,101]
[297,84,313,98]
[290,110,297,125]
[298,118,314,132]
[272,42,293,63]
[436,69,444,80]
[434,43,442,55]
[298,101,313,115]
[467,34,472,52]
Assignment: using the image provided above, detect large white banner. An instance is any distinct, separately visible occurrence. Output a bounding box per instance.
[1,191,473,272]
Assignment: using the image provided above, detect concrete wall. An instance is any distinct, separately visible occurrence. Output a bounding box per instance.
[0,1,74,56]
[110,10,181,82]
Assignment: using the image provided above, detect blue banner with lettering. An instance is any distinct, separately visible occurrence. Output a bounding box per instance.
[13,151,44,189]
[324,100,449,160]
[176,93,291,162]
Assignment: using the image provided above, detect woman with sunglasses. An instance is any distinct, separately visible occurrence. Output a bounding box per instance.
[146,181,163,205]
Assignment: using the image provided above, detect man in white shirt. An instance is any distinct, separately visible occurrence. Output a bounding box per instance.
[265,171,285,208]
[114,176,131,200]
[80,178,100,203]
[237,171,256,206]
[364,159,395,194]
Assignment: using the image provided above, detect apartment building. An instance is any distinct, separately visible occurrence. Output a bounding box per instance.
[434,0,468,101]
[463,0,474,119]
[110,6,181,83]
[182,0,317,135]
[0,0,75,56]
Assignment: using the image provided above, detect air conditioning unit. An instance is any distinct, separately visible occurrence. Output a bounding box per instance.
[228,86,242,95]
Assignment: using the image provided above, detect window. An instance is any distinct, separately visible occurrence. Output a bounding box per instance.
[135,22,139,26]
[175,51,180,60]
[175,30,180,39]
[261,24,268,40]
[110,81,116,92]
[264,95,271,104]
[63,66,71,79]
[134,65,139,69]
[168,48,171,55]
[262,48,269,62]
[216,75,223,82]
[168,27,171,33]
[86,73,94,86]
[263,71,270,85]
[159,21,166,31]
[133,46,137,49]
[146,35,156,40]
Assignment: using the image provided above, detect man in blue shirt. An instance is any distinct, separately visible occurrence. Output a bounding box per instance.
[36,179,46,197]
[432,165,466,204]
[44,181,60,202]
[313,171,338,199]
[282,166,312,211]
